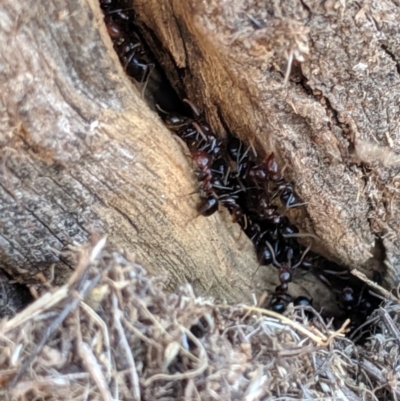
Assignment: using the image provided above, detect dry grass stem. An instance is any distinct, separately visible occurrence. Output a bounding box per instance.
[351,269,400,303]
[0,240,398,400]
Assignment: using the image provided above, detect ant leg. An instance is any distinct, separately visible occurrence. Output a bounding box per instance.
[191,121,208,142]
[286,201,309,209]
[212,183,234,191]
[242,214,248,231]
[292,244,311,269]
[123,49,135,70]
[123,44,143,70]
[317,274,333,288]
[239,146,251,164]
[200,136,217,153]
[281,232,319,241]
[103,6,135,15]
[251,261,263,282]
[264,241,280,267]
[235,140,243,167]
[223,166,231,186]
[177,190,201,198]
[236,176,247,192]
[249,137,257,158]
[227,188,246,197]
[141,63,154,98]
[322,270,349,277]
[237,146,252,177]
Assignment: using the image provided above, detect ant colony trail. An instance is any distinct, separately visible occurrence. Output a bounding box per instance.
[100,0,381,337]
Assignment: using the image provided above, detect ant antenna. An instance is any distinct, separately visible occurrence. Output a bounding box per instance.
[191,121,208,142]
[251,261,263,282]
[155,104,168,114]
[281,232,319,241]
[183,98,201,117]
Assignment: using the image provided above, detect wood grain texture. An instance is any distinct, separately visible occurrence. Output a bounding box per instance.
[0,0,285,305]
[136,0,400,286]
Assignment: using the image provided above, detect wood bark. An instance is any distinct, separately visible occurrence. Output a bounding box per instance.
[5,0,395,314]
[136,0,400,286]
[0,0,288,305]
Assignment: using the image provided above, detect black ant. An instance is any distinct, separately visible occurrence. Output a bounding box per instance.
[227,137,252,177]
[160,101,334,317]
[192,151,245,217]
[100,0,153,83]
[263,241,311,313]
[101,2,383,332]
[314,262,381,329]
[248,152,282,184]
[269,294,313,314]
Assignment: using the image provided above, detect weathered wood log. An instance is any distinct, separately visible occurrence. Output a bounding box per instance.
[136,0,400,286]
[0,0,279,304]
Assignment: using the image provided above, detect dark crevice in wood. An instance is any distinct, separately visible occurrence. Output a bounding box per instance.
[296,73,354,157]
[371,236,388,278]
[380,44,400,76]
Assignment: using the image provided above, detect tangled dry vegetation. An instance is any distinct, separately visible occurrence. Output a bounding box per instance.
[0,238,399,401]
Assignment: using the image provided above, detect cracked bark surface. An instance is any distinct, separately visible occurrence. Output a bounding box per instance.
[0,0,296,306]
[136,0,400,286]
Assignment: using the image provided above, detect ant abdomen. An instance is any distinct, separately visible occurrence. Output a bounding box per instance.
[198,196,218,217]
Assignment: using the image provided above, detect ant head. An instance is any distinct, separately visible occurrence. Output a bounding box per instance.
[165,114,190,129]
[198,196,218,217]
[294,296,312,307]
[264,152,277,170]
[192,151,211,170]
[270,297,287,313]
[341,287,355,304]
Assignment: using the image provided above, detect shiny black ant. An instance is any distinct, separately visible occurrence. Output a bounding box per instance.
[262,241,311,312]
[248,152,282,184]
[101,1,383,333]
[192,151,246,218]
[159,101,325,315]
[158,101,222,157]
[227,137,252,178]
[100,0,153,83]
[314,262,382,330]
